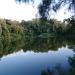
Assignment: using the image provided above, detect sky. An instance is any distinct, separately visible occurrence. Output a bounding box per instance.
[0,0,73,22]
[0,0,37,22]
[54,4,73,21]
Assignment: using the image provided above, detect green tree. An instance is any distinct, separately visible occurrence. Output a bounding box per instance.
[16,0,75,20]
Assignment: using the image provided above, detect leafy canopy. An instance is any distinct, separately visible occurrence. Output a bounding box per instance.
[16,0,75,20]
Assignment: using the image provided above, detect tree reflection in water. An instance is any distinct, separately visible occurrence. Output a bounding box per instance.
[41,55,75,75]
[23,36,75,52]
[0,35,75,57]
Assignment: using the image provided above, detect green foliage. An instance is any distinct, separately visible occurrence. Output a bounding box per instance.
[21,18,75,36]
[0,18,24,46]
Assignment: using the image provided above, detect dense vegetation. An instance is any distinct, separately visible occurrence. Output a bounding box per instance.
[0,17,75,39]
[0,19,24,39]
[0,17,75,57]
[0,19,24,52]
[21,17,75,37]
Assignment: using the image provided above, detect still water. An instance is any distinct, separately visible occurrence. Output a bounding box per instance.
[0,36,75,75]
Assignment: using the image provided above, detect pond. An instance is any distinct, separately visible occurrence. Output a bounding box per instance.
[0,36,75,75]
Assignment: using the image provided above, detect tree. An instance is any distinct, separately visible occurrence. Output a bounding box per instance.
[16,0,75,20]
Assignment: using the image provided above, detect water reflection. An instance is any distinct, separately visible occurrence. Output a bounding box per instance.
[23,36,75,52]
[41,55,75,75]
[0,36,75,75]
[0,38,24,58]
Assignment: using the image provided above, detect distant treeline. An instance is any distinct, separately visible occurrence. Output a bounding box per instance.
[0,17,75,39]
[21,17,75,37]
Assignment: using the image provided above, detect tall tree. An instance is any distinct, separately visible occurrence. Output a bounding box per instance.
[16,0,75,20]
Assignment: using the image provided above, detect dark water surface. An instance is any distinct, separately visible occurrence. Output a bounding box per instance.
[0,36,75,75]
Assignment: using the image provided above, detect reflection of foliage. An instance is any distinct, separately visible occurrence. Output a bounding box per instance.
[0,34,75,57]
[68,56,75,75]
[23,35,75,52]
[41,64,66,75]
[41,69,53,75]
[23,36,64,52]
[41,56,75,75]
[0,39,24,58]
